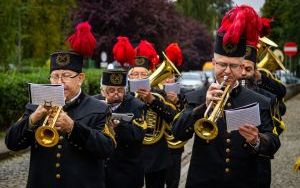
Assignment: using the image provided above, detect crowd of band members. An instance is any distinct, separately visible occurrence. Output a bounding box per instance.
[5,4,294,188]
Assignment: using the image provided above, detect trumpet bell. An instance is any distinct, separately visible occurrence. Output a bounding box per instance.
[35,106,62,147]
[35,126,60,147]
[194,119,218,141]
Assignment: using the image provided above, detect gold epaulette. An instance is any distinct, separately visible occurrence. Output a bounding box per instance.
[102,124,117,147]
[293,156,300,172]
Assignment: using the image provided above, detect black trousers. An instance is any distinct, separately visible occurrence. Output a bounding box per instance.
[166,151,183,188]
[257,159,271,188]
[145,169,167,188]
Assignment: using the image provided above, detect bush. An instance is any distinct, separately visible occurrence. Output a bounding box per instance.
[0,68,102,130]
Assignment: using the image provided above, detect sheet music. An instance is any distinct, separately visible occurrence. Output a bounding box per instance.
[225,102,261,132]
[128,78,150,92]
[164,82,181,94]
[29,83,65,106]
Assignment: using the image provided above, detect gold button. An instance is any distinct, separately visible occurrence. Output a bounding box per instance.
[243,143,247,148]
[225,158,230,163]
[55,163,60,168]
[225,168,230,173]
[226,148,230,153]
[59,136,63,140]
[226,139,231,144]
[227,103,231,107]
[185,129,189,133]
[57,145,62,149]
[56,153,61,158]
[56,174,61,179]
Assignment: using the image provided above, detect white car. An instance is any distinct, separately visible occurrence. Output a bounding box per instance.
[178,71,210,92]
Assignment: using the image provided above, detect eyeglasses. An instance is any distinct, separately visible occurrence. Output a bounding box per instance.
[215,61,241,70]
[49,73,79,82]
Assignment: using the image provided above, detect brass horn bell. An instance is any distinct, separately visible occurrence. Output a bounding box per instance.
[35,106,61,147]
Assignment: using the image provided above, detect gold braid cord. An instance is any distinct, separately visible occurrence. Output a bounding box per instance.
[294,156,300,172]
[102,124,117,147]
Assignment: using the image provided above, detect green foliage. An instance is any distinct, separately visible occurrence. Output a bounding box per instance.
[0,0,76,70]
[175,0,232,31]
[261,0,300,47]
[0,68,102,130]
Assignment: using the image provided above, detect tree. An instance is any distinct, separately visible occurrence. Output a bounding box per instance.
[0,0,75,70]
[71,0,213,70]
[0,0,20,70]
[261,0,300,47]
[175,0,233,31]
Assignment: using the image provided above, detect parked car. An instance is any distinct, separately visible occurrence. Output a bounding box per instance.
[274,70,300,84]
[178,71,214,93]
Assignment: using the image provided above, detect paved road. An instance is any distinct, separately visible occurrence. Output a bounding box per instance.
[0,94,299,188]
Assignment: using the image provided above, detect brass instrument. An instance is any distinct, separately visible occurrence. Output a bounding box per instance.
[149,52,181,87]
[35,105,61,147]
[294,156,300,172]
[163,102,187,149]
[140,52,181,145]
[194,76,231,142]
[257,37,286,80]
[143,93,167,145]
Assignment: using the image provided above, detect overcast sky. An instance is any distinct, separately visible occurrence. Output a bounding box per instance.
[232,0,265,14]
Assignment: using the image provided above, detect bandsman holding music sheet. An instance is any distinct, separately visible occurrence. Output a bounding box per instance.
[171,5,280,188]
[94,37,146,188]
[5,22,114,188]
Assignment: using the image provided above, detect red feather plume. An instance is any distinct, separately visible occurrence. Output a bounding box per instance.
[218,5,261,47]
[260,17,273,37]
[165,43,183,67]
[67,22,96,57]
[135,40,159,70]
[113,36,135,66]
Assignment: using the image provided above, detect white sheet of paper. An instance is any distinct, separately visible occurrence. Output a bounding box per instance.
[164,83,180,94]
[225,102,261,132]
[128,78,150,92]
[29,83,65,106]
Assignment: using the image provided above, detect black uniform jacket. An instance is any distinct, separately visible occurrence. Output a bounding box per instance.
[258,72,287,116]
[172,85,281,188]
[5,92,114,188]
[258,72,286,100]
[138,90,176,173]
[95,94,145,188]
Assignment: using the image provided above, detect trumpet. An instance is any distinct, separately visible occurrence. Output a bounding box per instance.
[194,76,231,142]
[35,104,61,147]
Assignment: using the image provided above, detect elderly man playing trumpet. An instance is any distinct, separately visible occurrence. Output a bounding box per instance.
[5,22,114,188]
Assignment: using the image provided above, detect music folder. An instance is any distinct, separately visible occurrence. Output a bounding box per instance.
[28,83,65,106]
[128,78,150,92]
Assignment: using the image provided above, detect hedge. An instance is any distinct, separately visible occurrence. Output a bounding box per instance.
[0,68,102,130]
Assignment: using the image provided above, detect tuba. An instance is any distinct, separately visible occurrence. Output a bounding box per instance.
[142,52,181,145]
[149,52,181,88]
[143,93,167,145]
[163,102,187,149]
[257,37,286,79]
[35,104,61,147]
[194,76,231,142]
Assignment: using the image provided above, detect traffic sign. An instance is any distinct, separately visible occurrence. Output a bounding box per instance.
[284,42,298,56]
